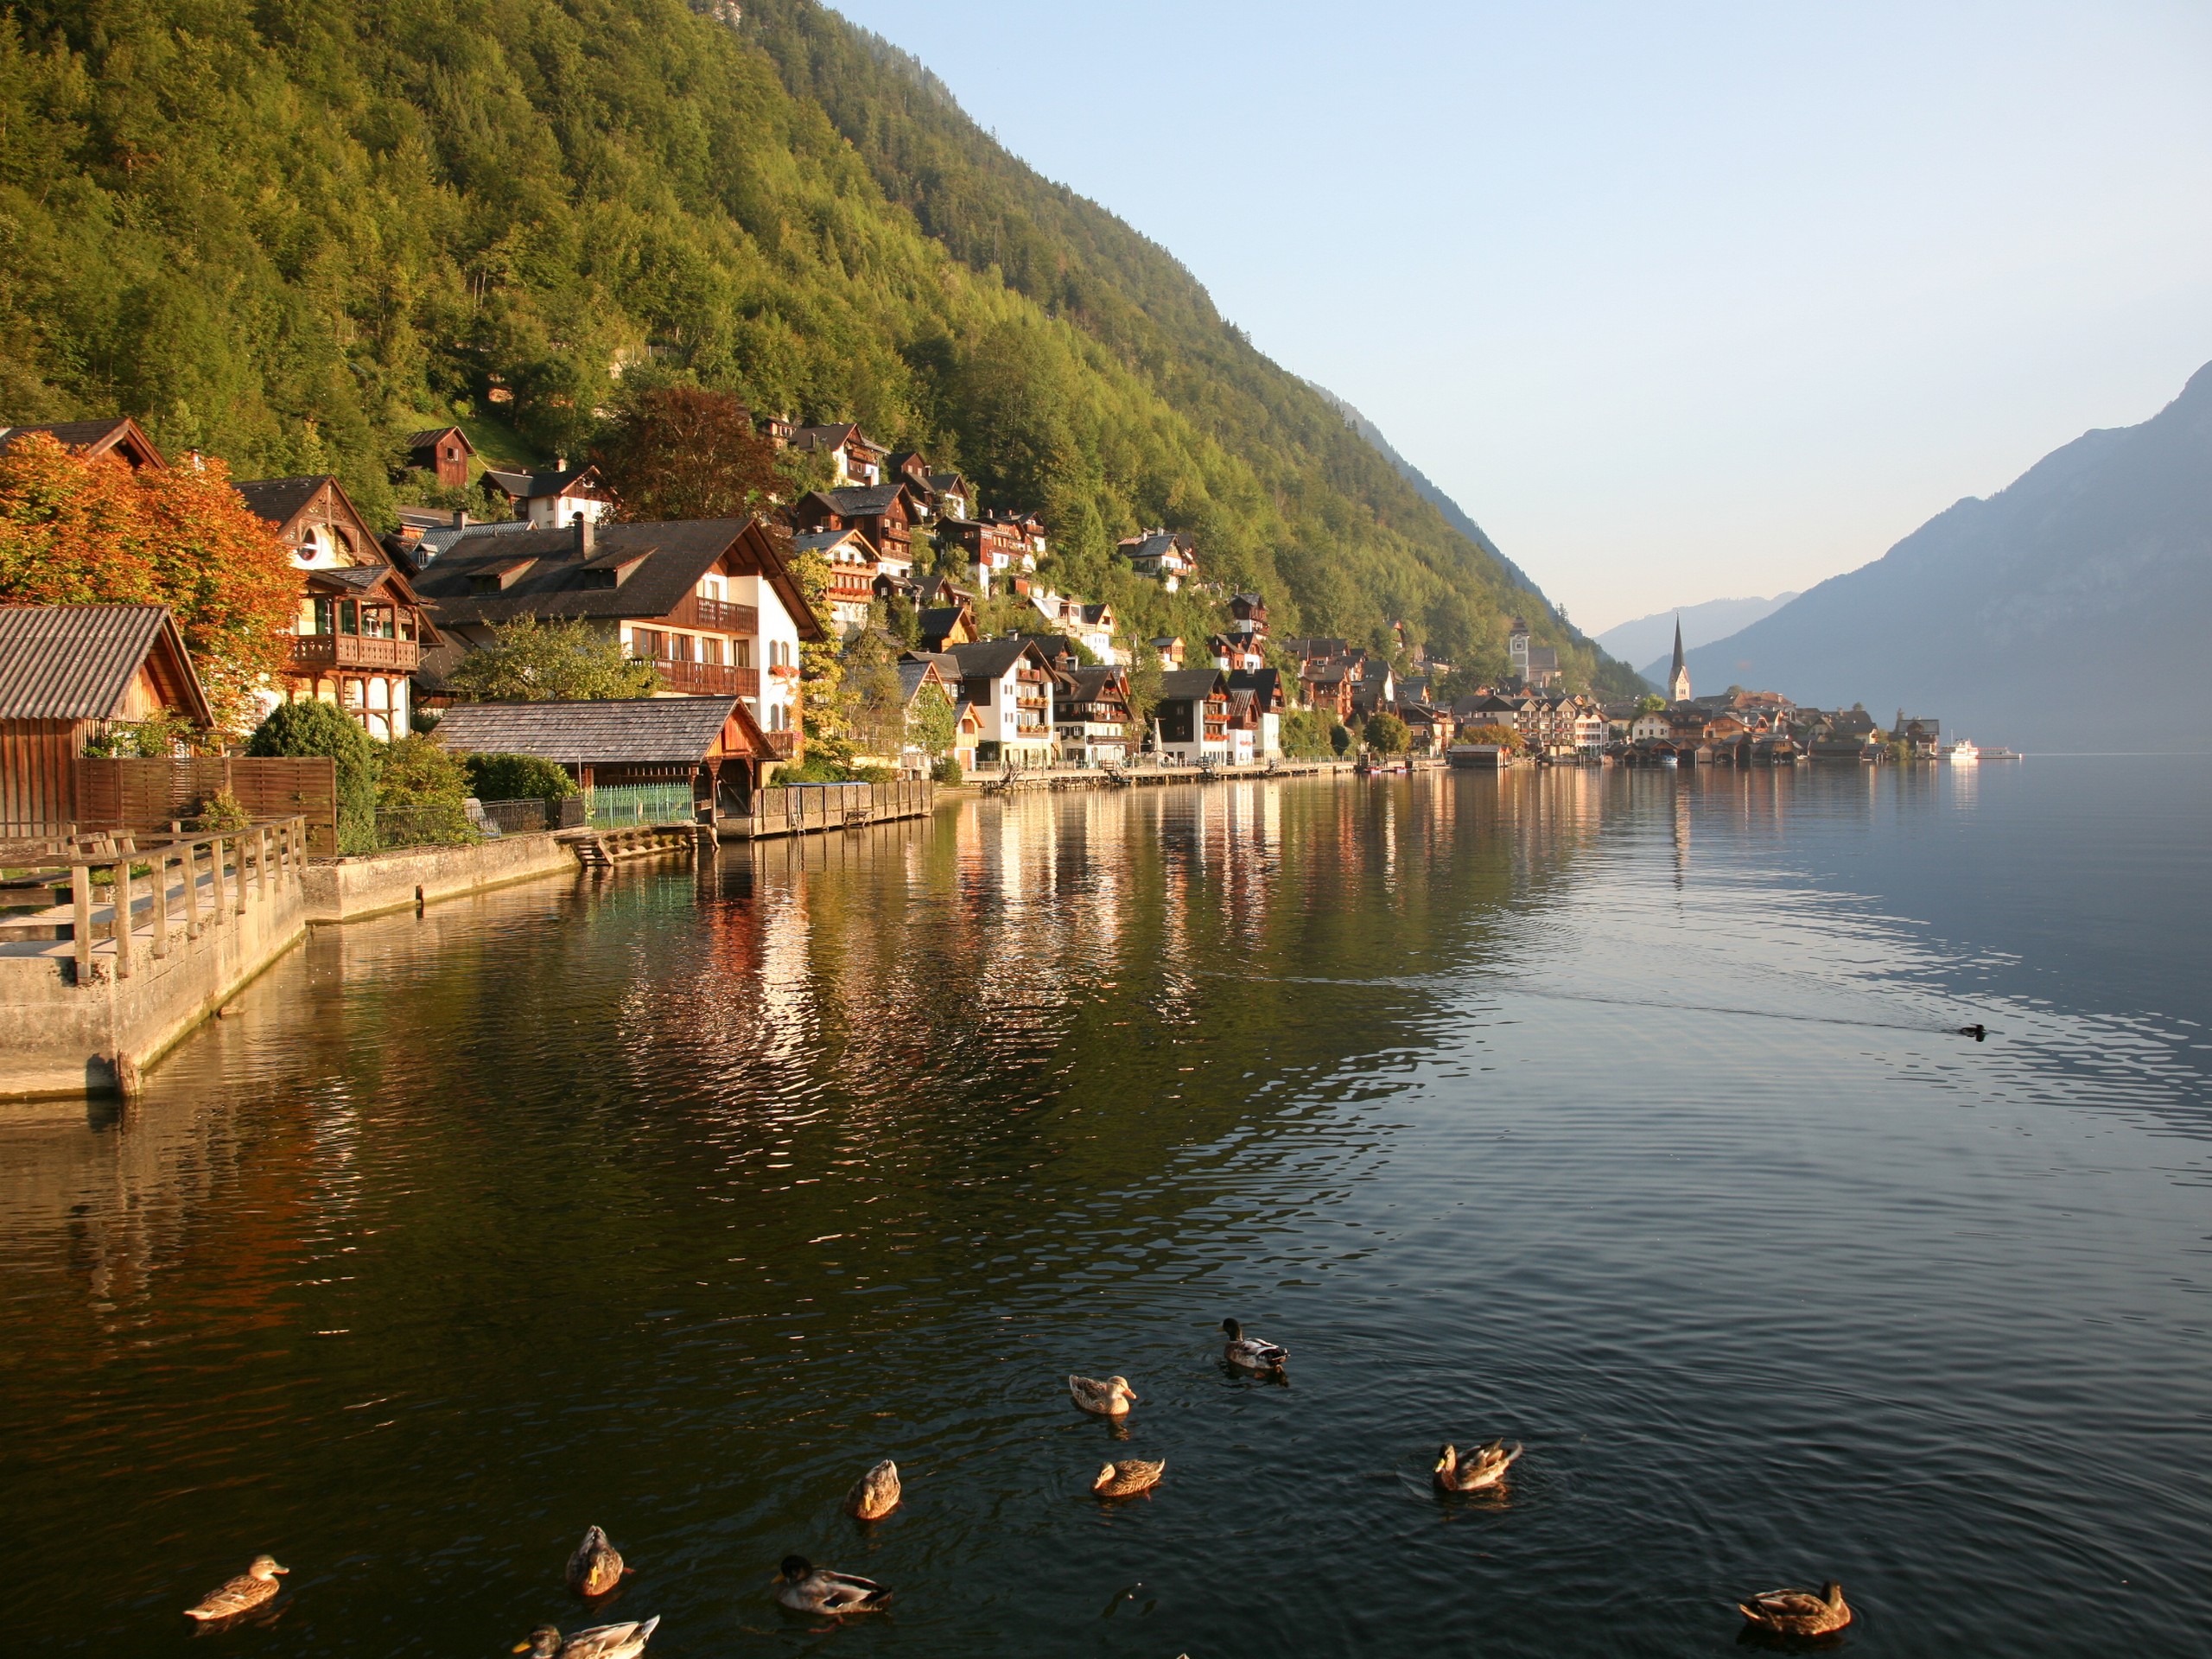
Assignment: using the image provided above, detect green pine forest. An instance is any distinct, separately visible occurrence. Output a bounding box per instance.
[0,0,1639,692]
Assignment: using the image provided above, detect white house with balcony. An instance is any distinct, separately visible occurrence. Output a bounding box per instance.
[946,637,1058,767]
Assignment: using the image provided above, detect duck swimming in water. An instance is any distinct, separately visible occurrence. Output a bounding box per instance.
[843,1459,902,1521]
[1220,1318,1288,1371]
[566,1526,626,1597]
[1433,1440,1522,1492]
[182,1555,287,1621]
[775,1555,892,1615]
[515,1616,661,1658]
[1068,1374,1140,1415]
[1737,1582,1852,1637]
[1092,1459,1166,1497]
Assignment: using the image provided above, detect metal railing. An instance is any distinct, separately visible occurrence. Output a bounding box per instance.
[0,817,308,985]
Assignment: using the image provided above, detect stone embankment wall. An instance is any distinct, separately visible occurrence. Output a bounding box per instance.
[300,832,577,922]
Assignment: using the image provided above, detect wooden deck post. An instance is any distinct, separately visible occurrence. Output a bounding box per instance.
[112,858,132,978]
[184,838,202,938]
[152,847,170,958]
[210,835,227,923]
[233,835,246,915]
[72,865,91,982]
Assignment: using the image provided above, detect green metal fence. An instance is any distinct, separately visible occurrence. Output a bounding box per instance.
[585,783,698,829]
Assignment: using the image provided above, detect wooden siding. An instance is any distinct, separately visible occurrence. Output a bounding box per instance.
[0,720,83,836]
[72,757,340,855]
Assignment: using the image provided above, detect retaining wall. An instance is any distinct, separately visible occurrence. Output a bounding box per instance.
[299,832,580,923]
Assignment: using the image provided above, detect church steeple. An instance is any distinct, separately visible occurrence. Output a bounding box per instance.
[1668,613,1691,702]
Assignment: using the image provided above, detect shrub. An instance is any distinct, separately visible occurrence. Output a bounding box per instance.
[194,788,251,832]
[247,700,377,853]
[850,763,896,786]
[465,752,578,804]
[930,756,963,785]
[1366,712,1411,755]
[1329,722,1353,755]
[377,735,471,805]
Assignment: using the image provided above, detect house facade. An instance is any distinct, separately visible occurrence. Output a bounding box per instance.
[404,426,476,488]
[1226,667,1286,760]
[234,475,442,741]
[791,484,919,582]
[410,517,821,754]
[1117,528,1198,591]
[1154,667,1231,763]
[789,423,887,486]
[1056,665,1133,766]
[792,526,880,636]
[483,461,614,528]
[946,638,1058,766]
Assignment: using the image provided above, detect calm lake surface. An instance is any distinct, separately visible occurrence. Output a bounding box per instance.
[3,760,2209,1657]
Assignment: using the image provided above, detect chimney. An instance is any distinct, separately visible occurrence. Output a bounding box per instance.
[575,515,594,555]
[451,509,468,530]
[554,455,568,472]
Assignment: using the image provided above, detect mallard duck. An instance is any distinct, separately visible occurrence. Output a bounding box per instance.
[1092,1459,1166,1497]
[843,1459,901,1521]
[514,1616,661,1658]
[1068,1374,1140,1415]
[775,1555,891,1615]
[1433,1440,1522,1492]
[182,1554,287,1621]
[1221,1318,1287,1371]
[1737,1582,1852,1637]
[566,1525,626,1597]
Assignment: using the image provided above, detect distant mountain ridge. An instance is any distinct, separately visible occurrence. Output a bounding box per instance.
[1592,593,1798,681]
[1680,362,2212,749]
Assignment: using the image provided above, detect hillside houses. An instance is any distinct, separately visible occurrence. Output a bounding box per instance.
[1116,528,1198,591]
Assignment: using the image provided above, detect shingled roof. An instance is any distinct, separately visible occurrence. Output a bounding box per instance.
[410,518,823,639]
[430,696,754,766]
[0,418,167,469]
[1159,667,1229,701]
[0,604,213,725]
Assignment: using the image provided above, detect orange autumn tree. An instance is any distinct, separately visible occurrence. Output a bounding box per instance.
[0,433,296,731]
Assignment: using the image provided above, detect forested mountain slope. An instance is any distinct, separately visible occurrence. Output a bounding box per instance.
[0,0,1635,689]
[1680,361,2212,749]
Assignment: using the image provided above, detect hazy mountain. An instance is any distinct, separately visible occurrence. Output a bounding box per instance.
[1680,362,2212,750]
[1593,594,1799,681]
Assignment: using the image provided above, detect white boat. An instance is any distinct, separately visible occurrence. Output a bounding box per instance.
[1943,740,1980,765]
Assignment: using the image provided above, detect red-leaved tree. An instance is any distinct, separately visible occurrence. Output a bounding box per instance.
[592,385,785,521]
[0,434,297,732]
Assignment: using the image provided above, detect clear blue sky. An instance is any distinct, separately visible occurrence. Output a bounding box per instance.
[821,0,2212,633]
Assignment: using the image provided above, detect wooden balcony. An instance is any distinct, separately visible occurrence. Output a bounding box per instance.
[651,658,761,696]
[288,632,421,673]
[665,592,760,634]
[763,730,800,758]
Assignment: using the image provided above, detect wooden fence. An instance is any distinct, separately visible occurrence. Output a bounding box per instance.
[69,757,340,855]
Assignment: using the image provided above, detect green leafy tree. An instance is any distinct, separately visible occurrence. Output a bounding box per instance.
[1635,693,1667,715]
[908,679,957,761]
[446,616,657,702]
[790,547,849,763]
[1279,708,1337,760]
[374,734,474,844]
[1366,712,1411,755]
[246,700,377,854]
[465,753,579,804]
[1124,652,1164,744]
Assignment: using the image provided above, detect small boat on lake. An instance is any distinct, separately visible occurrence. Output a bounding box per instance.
[1943,740,1980,765]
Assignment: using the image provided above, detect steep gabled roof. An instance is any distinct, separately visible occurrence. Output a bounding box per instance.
[804,483,912,518]
[412,518,822,639]
[0,417,167,469]
[0,604,213,725]
[482,463,607,501]
[404,425,475,455]
[949,637,1048,681]
[1160,667,1229,701]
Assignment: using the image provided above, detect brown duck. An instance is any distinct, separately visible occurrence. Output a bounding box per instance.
[566,1526,626,1598]
[182,1554,288,1621]
[843,1459,902,1521]
[1091,1459,1166,1497]
[1433,1440,1522,1493]
[1738,1581,1852,1637]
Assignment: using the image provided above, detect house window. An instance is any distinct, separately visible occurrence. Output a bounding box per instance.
[734,639,752,669]
[702,637,724,665]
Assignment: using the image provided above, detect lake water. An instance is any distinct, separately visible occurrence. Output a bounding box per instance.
[3,761,2209,1657]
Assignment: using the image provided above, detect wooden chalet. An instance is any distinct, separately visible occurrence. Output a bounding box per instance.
[410,517,823,754]
[1117,528,1198,591]
[481,461,614,528]
[0,605,214,834]
[788,423,887,486]
[792,525,880,635]
[429,696,776,820]
[946,637,1058,766]
[1057,664,1132,766]
[791,483,919,578]
[917,603,978,652]
[1228,592,1269,637]
[234,475,442,741]
[0,417,167,470]
[1227,667,1287,758]
[1154,667,1231,762]
[404,426,477,488]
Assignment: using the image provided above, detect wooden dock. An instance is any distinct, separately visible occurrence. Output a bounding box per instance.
[721,779,936,841]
